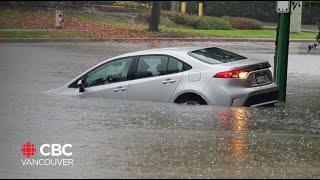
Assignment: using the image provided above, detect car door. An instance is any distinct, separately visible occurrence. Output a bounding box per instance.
[74,57,134,99]
[128,55,189,103]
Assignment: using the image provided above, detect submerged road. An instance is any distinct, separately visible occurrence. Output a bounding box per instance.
[0,42,319,178]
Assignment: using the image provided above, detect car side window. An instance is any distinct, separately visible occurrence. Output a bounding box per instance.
[167,57,184,74]
[85,57,132,87]
[136,55,169,78]
[167,57,192,74]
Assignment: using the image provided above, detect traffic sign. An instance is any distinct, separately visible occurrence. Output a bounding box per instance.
[277,1,291,13]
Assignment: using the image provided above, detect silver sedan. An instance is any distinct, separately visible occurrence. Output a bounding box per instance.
[49,46,278,106]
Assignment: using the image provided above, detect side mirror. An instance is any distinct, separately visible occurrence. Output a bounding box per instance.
[77,79,85,93]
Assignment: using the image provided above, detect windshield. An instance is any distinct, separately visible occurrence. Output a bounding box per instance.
[188,47,247,64]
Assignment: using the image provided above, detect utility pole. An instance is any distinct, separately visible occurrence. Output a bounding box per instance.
[275,1,291,102]
[149,1,161,32]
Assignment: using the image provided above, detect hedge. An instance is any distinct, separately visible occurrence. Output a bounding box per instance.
[223,16,263,30]
[166,12,263,30]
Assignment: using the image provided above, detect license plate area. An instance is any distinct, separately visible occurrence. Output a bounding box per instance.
[242,69,273,87]
[255,73,267,84]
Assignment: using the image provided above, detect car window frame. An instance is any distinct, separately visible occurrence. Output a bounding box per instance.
[68,56,137,88]
[132,54,192,80]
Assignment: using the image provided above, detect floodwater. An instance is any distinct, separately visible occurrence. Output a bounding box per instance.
[0,42,319,178]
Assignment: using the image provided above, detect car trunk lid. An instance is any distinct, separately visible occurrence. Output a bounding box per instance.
[215,58,273,87]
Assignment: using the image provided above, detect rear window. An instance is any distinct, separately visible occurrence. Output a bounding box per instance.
[188,47,247,64]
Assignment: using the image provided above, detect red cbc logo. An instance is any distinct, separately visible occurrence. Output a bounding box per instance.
[21,142,36,158]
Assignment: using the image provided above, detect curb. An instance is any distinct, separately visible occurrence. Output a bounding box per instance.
[0,38,105,43]
[0,38,317,43]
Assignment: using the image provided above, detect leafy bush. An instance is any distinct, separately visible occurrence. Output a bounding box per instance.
[167,13,232,30]
[113,1,150,9]
[198,16,232,30]
[223,16,263,30]
[143,11,262,30]
[168,13,199,28]
[166,13,263,30]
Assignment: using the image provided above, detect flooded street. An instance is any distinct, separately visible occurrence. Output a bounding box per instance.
[0,42,320,178]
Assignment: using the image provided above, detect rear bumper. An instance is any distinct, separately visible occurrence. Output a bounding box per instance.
[243,87,278,107]
[202,77,278,106]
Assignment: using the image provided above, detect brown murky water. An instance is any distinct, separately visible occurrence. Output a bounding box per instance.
[0,42,319,178]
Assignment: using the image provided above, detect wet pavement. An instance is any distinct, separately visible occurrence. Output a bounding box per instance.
[0,41,319,178]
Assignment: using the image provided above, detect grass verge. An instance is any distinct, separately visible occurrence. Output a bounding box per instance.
[163,27,318,39]
[0,29,316,40]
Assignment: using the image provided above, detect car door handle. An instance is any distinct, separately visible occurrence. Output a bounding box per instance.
[162,79,176,84]
[113,86,126,92]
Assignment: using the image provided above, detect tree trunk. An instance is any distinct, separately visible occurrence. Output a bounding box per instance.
[149,1,161,32]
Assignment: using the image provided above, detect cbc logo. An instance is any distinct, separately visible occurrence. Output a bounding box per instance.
[21,142,72,158]
[40,144,72,157]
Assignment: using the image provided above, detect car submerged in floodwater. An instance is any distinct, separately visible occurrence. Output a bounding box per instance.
[48,46,278,107]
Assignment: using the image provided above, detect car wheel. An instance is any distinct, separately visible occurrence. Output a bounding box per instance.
[184,100,201,106]
[175,93,207,105]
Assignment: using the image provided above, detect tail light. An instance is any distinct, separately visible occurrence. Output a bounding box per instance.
[214,63,271,79]
[214,69,249,79]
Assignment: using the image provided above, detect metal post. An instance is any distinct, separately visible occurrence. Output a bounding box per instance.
[274,13,280,81]
[55,10,63,28]
[275,12,291,102]
[198,2,203,17]
[181,2,186,14]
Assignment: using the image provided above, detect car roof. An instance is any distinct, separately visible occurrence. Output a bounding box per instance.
[112,46,212,59]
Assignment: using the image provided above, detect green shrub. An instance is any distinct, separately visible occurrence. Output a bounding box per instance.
[166,13,262,30]
[168,13,199,28]
[167,13,233,30]
[223,16,263,29]
[113,1,150,9]
[198,16,232,30]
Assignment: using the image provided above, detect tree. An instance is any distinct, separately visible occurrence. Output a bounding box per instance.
[149,1,161,32]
